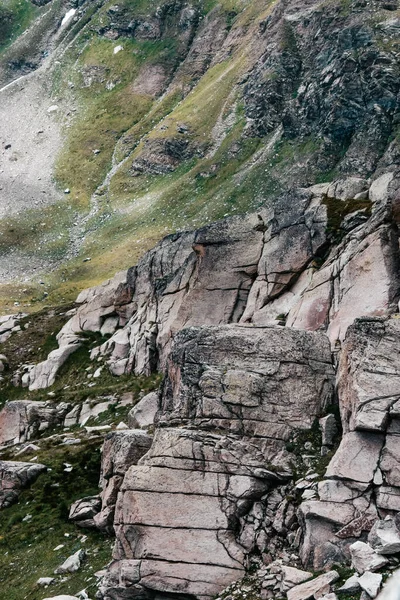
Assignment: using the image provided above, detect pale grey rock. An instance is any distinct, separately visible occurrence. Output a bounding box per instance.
[287,571,339,600]
[325,432,384,483]
[337,574,361,593]
[43,596,79,600]
[369,173,394,204]
[94,430,152,532]
[0,400,71,447]
[29,343,81,390]
[376,486,400,511]
[350,541,388,574]
[358,572,382,598]
[54,549,86,574]
[281,566,313,589]
[0,460,46,508]
[37,577,55,586]
[380,434,400,486]
[69,496,101,529]
[319,414,338,446]
[128,392,159,429]
[103,324,334,600]
[327,177,369,201]
[368,518,400,555]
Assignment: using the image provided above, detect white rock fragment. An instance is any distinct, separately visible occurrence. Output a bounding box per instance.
[54,549,86,574]
[359,572,382,598]
[61,8,76,27]
[43,596,79,600]
[37,577,55,586]
[47,105,59,114]
[337,574,360,593]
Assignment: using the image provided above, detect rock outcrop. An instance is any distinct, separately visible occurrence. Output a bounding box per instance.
[98,323,334,600]
[0,400,71,447]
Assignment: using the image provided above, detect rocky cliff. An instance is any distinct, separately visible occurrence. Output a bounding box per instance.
[1,171,400,600]
[2,0,400,599]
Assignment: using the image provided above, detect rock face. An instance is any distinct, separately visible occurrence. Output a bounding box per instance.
[27,174,400,390]
[300,317,400,570]
[0,460,46,508]
[98,324,334,600]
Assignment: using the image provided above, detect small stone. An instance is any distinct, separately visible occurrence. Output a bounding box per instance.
[116,421,129,430]
[337,574,360,593]
[37,577,55,586]
[358,572,382,598]
[319,414,338,446]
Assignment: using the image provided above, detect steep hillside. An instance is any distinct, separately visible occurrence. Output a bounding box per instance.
[0,0,399,312]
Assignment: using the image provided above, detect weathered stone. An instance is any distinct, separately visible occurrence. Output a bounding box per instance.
[319,414,338,446]
[43,597,79,600]
[95,430,152,532]
[128,392,159,429]
[69,496,101,529]
[376,569,400,599]
[369,173,394,204]
[325,432,384,484]
[327,178,369,201]
[376,486,400,511]
[0,460,46,508]
[350,541,388,574]
[54,549,86,574]
[286,571,339,600]
[0,400,70,447]
[368,518,400,555]
[103,324,334,599]
[337,574,360,593]
[380,434,400,486]
[281,566,313,589]
[358,572,382,598]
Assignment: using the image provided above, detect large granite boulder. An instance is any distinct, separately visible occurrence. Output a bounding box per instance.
[98,324,334,600]
[0,460,46,508]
